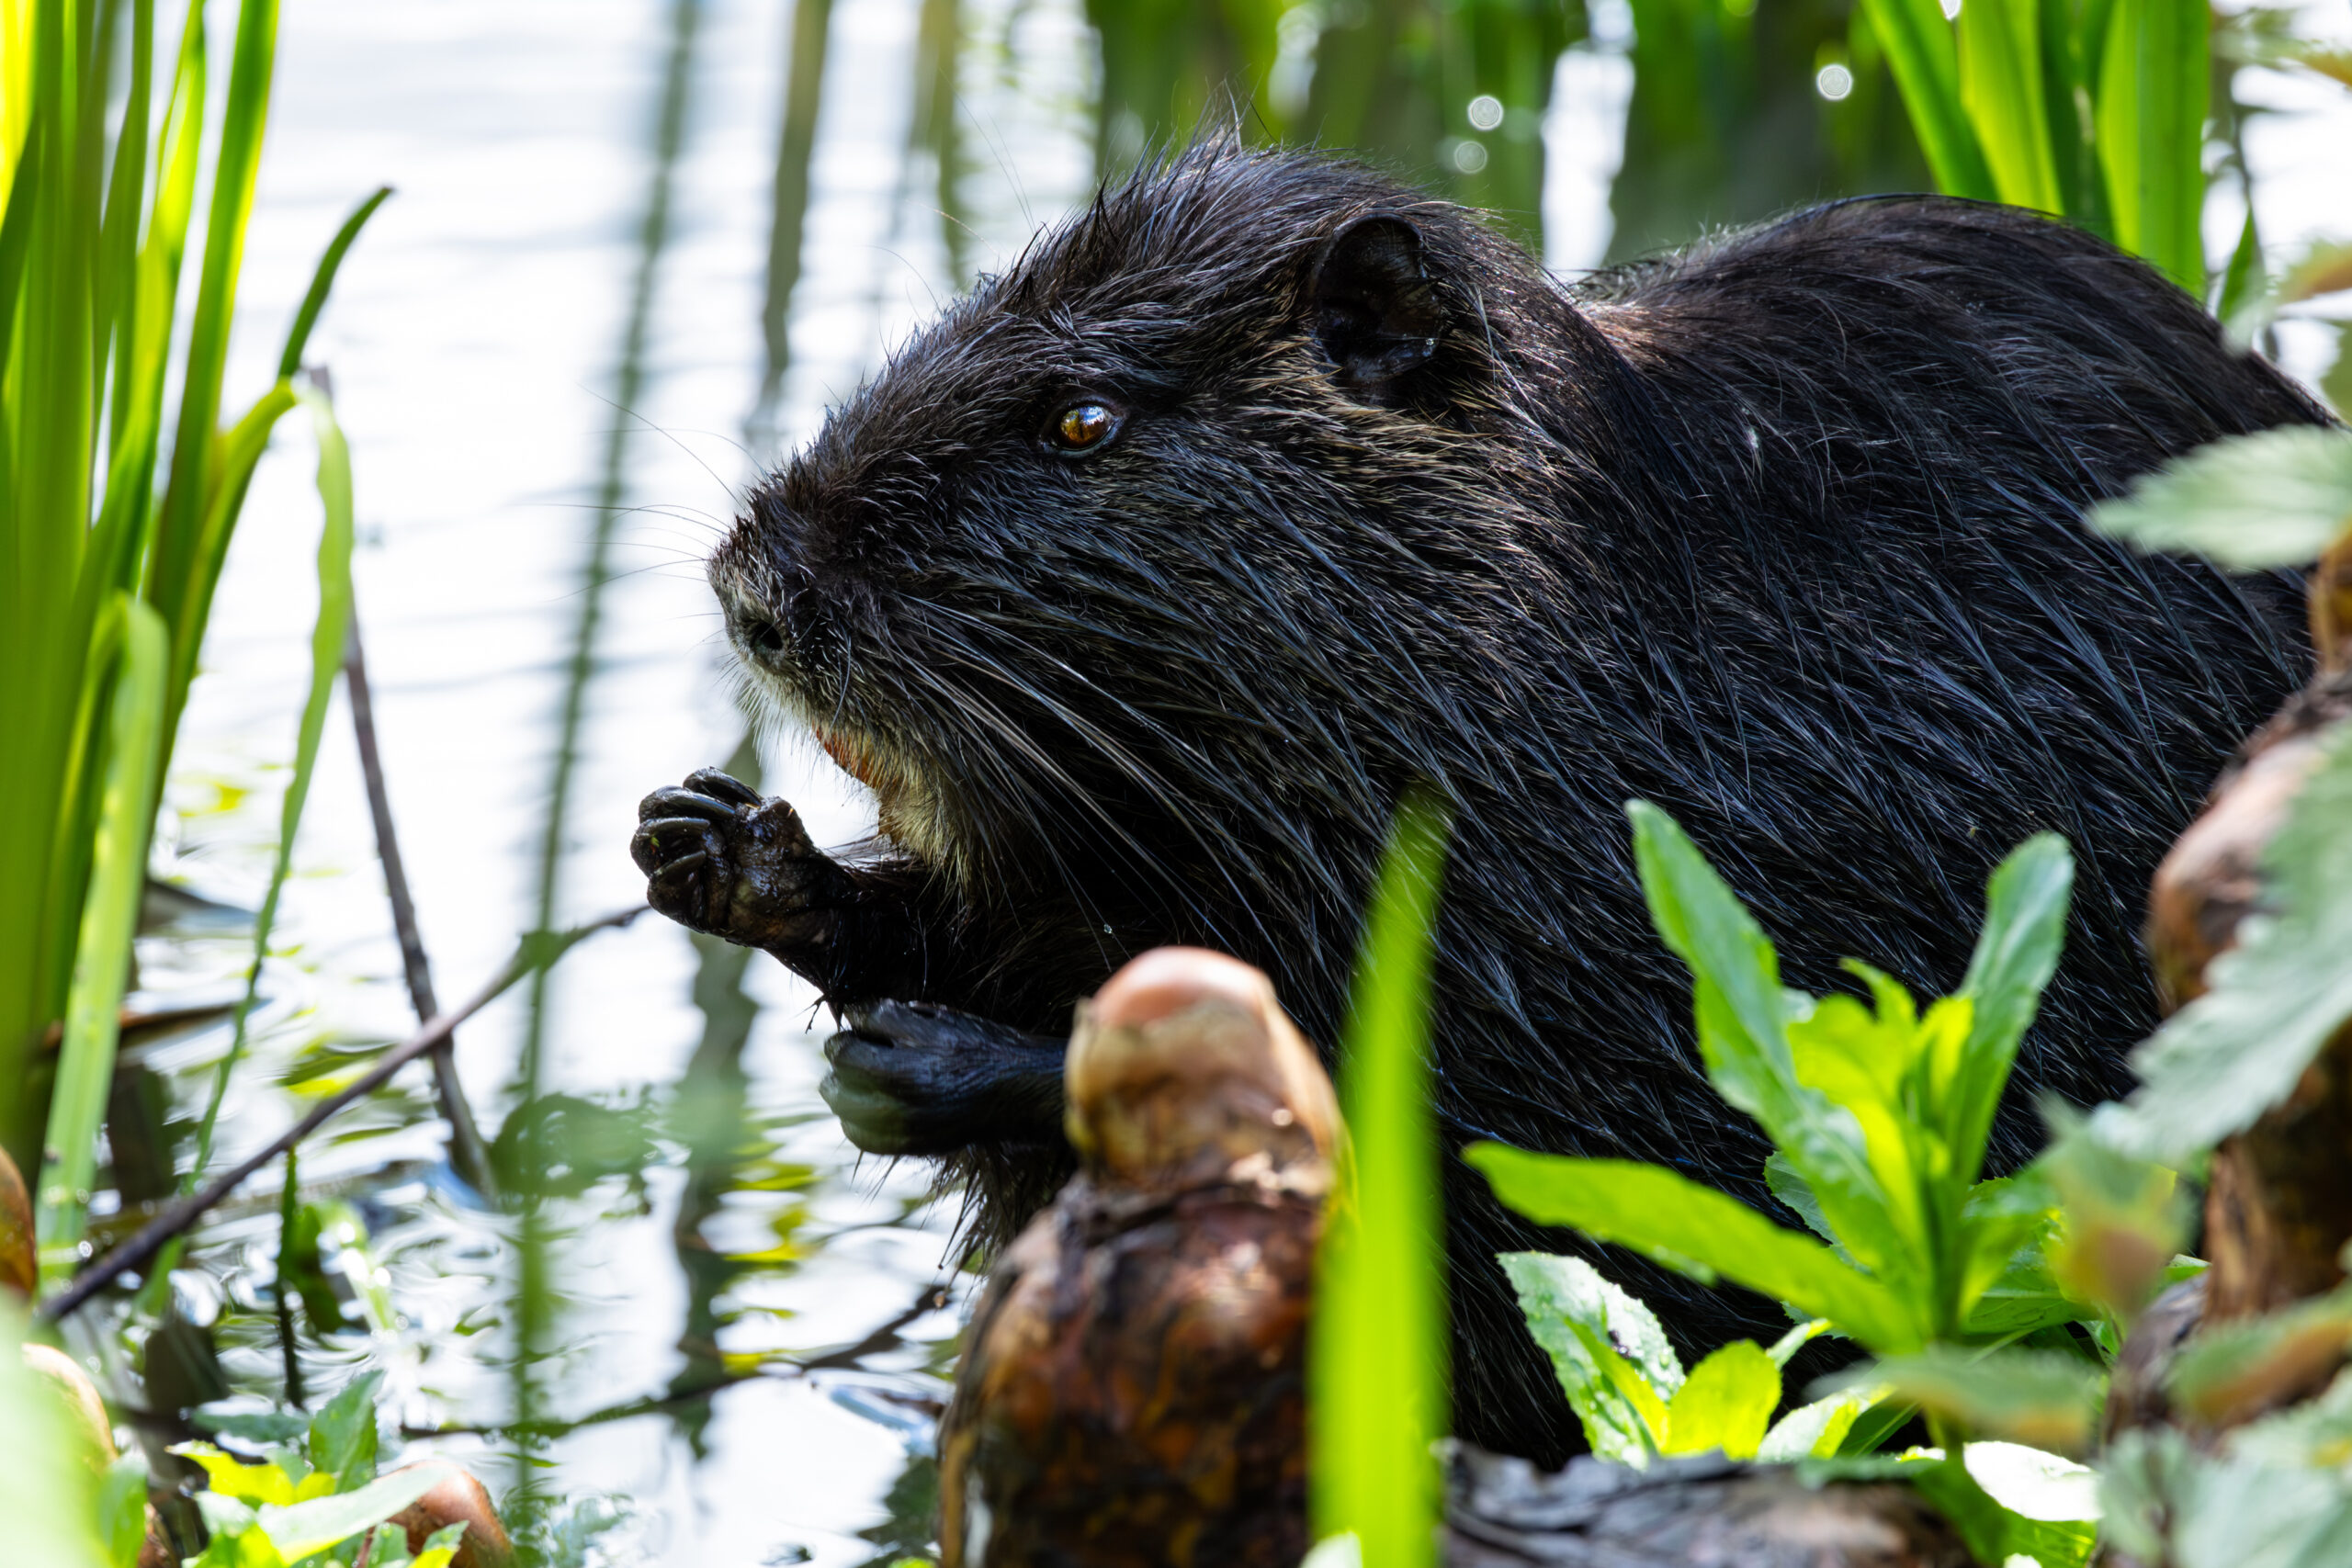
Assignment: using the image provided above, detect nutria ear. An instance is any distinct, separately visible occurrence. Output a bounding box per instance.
[1309,215,1442,399]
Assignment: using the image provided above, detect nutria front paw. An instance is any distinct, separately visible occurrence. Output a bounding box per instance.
[821,1001,1068,1156]
[632,769,851,956]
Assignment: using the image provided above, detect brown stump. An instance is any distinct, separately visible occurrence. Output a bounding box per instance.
[937,949,1337,1568]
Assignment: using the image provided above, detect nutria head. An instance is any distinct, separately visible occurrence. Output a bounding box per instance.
[708,141,1615,925]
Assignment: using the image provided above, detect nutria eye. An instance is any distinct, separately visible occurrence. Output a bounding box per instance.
[1047,401,1121,454]
[743,618,786,660]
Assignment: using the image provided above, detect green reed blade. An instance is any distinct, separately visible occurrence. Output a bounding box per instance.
[151,0,276,730]
[1958,0,2060,211]
[277,185,390,378]
[183,378,355,1199]
[1311,793,1452,1568]
[2097,0,2208,294]
[34,595,165,1293]
[97,0,156,459]
[1856,0,1997,200]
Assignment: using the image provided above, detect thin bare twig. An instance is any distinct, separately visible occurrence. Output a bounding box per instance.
[345,610,496,1193]
[37,908,643,1324]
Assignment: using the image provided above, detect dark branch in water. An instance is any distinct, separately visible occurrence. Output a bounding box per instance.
[37,907,644,1324]
[345,609,497,1194]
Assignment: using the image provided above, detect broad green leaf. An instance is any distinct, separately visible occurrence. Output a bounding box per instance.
[1628,804,1910,1287]
[1940,833,2073,1190]
[2089,427,2352,570]
[1660,1340,1778,1460]
[98,1453,149,1568]
[1758,1388,1873,1461]
[1498,1252,1679,1464]
[191,1495,287,1568]
[359,1523,413,1568]
[0,1305,109,1568]
[2098,726,2352,1161]
[1838,1347,2105,1454]
[2164,1282,2352,1425]
[1311,795,1449,1568]
[173,1444,299,1507]
[1963,1441,2101,1523]
[308,1368,384,1492]
[413,1521,469,1568]
[257,1462,451,1562]
[1563,1316,1671,1461]
[1910,1451,2098,1568]
[1466,1145,1919,1353]
[2034,1108,2188,1318]
[2104,1426,2352,1568]
[1959,0,2061,210]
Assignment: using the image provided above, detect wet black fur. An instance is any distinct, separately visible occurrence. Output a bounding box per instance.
[709,142,2331,1463]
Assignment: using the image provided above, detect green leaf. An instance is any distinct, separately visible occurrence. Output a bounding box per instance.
[1958,0,2061,210]
[173,1444,300,1507]
[2217,206,2267,334]
[98,1452,149,1568]
[1963,1441,2102,1523]
[1909,1450,2098,1568]
[2164,1283,2352,1425]
[1758,1389,1873,1461]
[2089,427,2352,570]
[1310,794,1450,1568]
[2098,725,2352,1161]
[1466,1145,1920,1352]
[1660,1340,1779,1460]
[2096,0,2210,294]
[411,1521,469,1568]
[32,596,166,1290]
[257,1463,451,1562]
[1939,834,2073,1191]
[307,1368,383,1492]
[1854,0,1997,198]
[1498,1252,1680,1464]
[1627,803,1912,1289]
[1838,1346,2105,1454]
[1765,1318,1833,1368]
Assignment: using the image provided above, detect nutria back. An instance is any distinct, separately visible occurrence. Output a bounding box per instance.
[687,142,2329,1463]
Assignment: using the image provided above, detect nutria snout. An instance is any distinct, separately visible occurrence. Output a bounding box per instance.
[639,140,2332,1462]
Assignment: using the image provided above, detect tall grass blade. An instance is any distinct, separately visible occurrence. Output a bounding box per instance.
[1855,0,1997,199]
[151,0,277,739]
[2097,0,2208,293]
[276,185,391,378]
[32,596,165,1293]
[181,379,355,1213]
[1311,792,1451,1568]
[1959,0,2060,211]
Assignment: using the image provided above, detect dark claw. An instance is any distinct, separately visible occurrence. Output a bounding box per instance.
[684,768,764,807]
[637,786,740,827]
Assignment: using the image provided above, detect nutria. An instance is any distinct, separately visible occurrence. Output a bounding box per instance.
[632,141,2331,1463]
